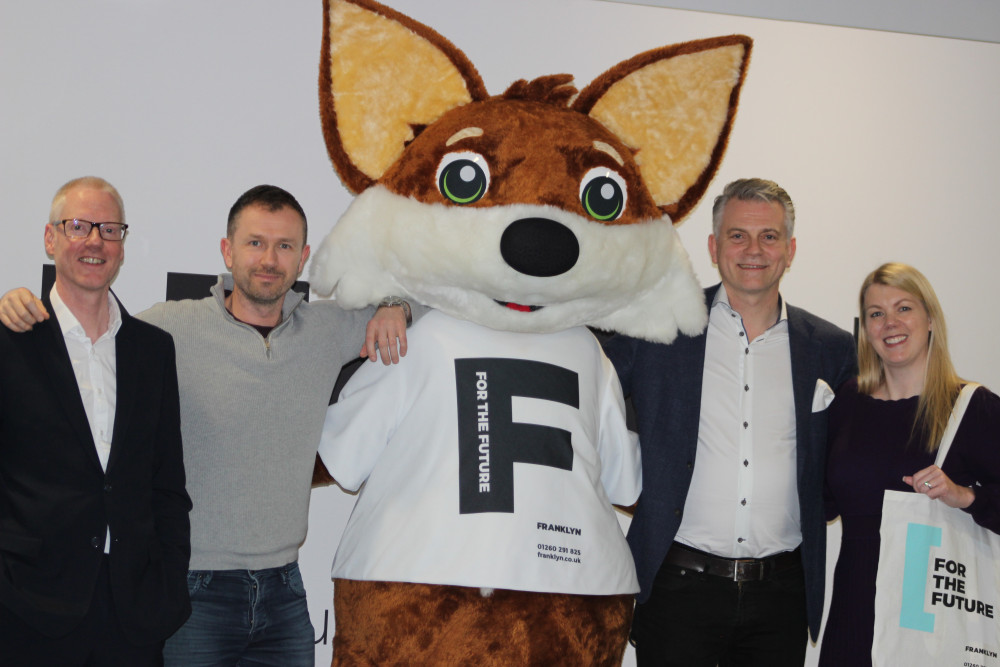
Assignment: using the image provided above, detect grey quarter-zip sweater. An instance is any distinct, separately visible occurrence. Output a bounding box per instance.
[138,273,380,570]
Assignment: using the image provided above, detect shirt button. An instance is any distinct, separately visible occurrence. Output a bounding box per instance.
[743,459,749,467]
[738,331,745,337]
[737,537,745,543]
[744,384,749,392]
[743,421,748,429]
[741,498,747,506]
[744,348,749,355]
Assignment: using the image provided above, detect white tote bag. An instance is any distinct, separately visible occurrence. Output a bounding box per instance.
[873,383,1000,666]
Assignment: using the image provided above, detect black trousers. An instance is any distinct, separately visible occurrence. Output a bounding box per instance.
[630,547,808,667]
[0,557,163,667]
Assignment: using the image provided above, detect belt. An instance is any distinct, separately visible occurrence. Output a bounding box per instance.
[663,543,800,582]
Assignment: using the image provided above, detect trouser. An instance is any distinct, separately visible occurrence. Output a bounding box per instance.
[630,543,808,667]
[163,562,315,667]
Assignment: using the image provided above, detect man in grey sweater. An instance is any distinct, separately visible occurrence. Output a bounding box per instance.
[0,184,417,666]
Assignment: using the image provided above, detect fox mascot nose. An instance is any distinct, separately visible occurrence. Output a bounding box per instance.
[499,217,580,277]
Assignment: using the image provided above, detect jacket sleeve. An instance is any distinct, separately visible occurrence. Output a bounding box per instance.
[151,337,192,581]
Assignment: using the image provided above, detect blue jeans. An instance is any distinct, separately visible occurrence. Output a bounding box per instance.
[163,562,315,667]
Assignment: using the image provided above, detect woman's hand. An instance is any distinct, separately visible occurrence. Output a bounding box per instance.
[903,465,976,509]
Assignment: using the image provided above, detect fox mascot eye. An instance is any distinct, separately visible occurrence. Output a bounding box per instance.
[437,152,490,204]
[579,167,628,221]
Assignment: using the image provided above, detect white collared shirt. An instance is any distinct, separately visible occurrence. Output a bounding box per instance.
[50,287,121,553]
[674,285,800,559]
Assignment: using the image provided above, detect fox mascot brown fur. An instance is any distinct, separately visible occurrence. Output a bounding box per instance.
[310,0,751,664]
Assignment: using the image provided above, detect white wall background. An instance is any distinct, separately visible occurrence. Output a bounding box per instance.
[3,1,998,665]
[611,0,1000,43]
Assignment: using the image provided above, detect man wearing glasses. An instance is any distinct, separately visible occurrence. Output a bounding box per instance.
[0,176,192,665]
[0,182,416,666]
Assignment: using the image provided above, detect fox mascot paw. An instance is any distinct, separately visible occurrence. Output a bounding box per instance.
[310,0,751,664]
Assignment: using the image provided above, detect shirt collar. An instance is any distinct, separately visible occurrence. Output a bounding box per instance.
[213,272,305,325]
[711,284,788,326]
[49,285,122,340]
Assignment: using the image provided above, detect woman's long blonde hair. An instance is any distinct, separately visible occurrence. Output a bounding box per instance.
[857,263,962,452]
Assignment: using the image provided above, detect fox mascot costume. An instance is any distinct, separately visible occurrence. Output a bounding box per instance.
[310,0,751,663]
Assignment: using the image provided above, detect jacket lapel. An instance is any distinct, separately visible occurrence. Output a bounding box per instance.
[667,286,715,456]
[106,296,135,473]
[36,292,103,470]
[787,306,820,480]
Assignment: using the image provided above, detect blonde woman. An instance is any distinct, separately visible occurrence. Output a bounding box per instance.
[820,263,1000,666]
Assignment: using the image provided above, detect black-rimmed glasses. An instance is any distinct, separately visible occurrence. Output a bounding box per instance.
[54,219,129,242]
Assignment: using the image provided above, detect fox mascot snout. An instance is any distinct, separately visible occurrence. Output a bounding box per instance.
[311,0,750,664]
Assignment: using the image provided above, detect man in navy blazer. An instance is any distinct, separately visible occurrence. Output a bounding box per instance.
[0,177,191,665]
[605,179,857,666]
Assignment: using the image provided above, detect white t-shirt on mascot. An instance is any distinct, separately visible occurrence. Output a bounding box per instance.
[318,309,640,595]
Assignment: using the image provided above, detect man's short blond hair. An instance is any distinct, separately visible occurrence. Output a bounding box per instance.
[49,176,125,224]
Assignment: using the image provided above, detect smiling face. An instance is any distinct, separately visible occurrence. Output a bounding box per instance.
[863,283,932,373]
[708,198,795,305]
[44,186,125,303]
[221,204,310,312]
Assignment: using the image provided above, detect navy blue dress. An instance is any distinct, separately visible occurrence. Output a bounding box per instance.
[820,379,1000,666]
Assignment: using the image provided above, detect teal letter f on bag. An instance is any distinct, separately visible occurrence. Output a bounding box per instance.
[900,522,941,632]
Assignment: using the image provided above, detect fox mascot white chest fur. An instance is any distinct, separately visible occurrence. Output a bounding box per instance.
[309,0,750,664]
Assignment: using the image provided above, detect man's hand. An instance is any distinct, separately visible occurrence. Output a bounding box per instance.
[359,304,409,365]
[0,288,48,332]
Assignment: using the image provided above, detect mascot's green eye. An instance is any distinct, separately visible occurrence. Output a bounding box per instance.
[579,168,627,221]
[436,152,490,205]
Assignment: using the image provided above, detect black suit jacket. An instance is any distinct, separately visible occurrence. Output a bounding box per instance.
[604,284,857,641]
[0,292,191,642]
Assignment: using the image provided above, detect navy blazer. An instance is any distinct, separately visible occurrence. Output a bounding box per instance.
[604,284,857,641]
[0,292,191,642]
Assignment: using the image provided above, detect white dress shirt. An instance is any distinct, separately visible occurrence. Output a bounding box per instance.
[50,286,121,553]
[674,285,800,559]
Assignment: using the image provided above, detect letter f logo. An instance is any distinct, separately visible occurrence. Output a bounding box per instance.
[899,522,941,632]
[455,358,578,514]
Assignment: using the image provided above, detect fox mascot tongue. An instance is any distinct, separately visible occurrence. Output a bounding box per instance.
[310,0,750,663]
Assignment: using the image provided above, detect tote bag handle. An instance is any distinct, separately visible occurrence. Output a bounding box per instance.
[933,383,980,467]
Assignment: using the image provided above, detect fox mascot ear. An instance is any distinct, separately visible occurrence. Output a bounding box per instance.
[320,0,750,223]
[573,37,750,223]
[320,0,489,194]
